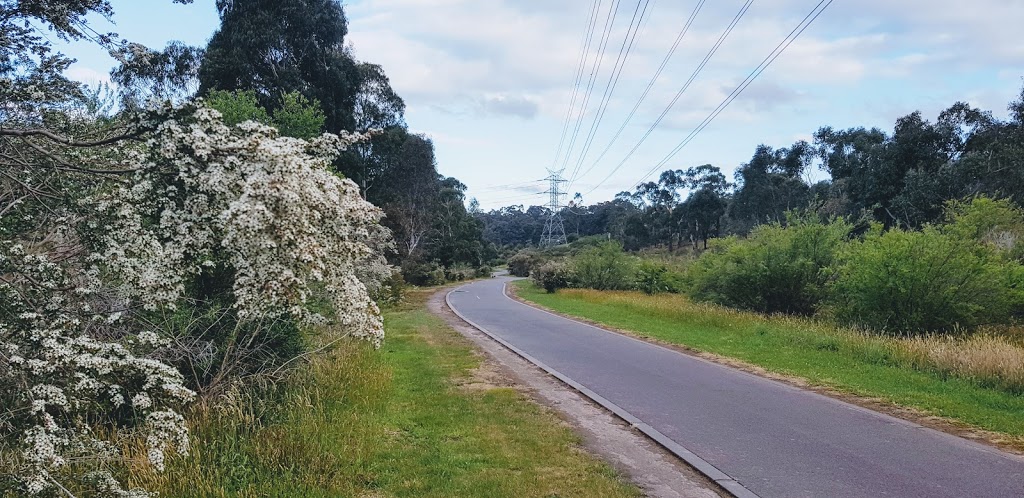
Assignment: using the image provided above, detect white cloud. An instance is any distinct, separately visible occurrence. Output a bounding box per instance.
[65,65,113,87]
[344,0,1024,208]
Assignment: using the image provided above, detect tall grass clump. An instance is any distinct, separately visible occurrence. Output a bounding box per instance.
[897,333,1024,393]
[688,213,851,314]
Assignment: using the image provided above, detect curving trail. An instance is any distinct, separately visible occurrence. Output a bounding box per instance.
[447,276,1024,498]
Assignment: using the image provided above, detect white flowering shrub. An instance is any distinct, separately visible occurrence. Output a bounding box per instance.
[1,103,390,495]
[0,244,193,496]
[95,107,385,344]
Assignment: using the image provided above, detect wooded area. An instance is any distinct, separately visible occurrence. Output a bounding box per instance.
[479,89,1024,252]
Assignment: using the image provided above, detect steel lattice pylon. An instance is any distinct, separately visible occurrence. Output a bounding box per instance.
[539,169,568,247]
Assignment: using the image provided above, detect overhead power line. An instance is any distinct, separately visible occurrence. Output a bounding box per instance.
[567,0,706,191]
[585,0,755,194]
[550,0,602,170]
[557,0,623,173]
[565,0,654,186]
[630,0,836,190]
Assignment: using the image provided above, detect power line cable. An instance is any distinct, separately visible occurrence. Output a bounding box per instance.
[550,0,603,170]
[585,0,755,194]
[629,0,835,190]
[558,0,623,173]
[568,0,706,190]
[565,0,654,186]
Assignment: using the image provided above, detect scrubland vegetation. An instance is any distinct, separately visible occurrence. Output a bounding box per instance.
[133,290,638,497]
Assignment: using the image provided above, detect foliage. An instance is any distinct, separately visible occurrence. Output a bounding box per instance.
[1,100,387,495]
[200,0,360,132]
[829,219,1024,334]
[111,41,204,107]
[478,85,1024,255]
[273,92,328,140]
[727,143,812,234]
[634,260,682,295]
[532,260,573,293]
[205,90,327,139]
[0,244,194,496]
[572,242,636,291]
[204,89,270,126]
[507,250,541,277]
[444,265,476,282]
[942,197,1024,258]
[399,260,446,287]
[688,214,851,314]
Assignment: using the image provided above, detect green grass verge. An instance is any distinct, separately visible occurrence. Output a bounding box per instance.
[140,289,639,497]
[514,281,1024,442]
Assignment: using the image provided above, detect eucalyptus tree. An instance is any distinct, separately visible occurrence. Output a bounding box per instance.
[200,0,361,132]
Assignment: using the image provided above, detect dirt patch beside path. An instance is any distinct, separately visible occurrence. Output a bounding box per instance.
[427,289,726,498]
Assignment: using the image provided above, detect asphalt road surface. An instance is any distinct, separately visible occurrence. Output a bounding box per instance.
[447,277,1024,498]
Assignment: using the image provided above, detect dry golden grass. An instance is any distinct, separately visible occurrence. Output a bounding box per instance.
[553,287,1024,394]
[898,333,1024,393]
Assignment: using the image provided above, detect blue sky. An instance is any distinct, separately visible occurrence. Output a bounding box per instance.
[60,0,1024,210]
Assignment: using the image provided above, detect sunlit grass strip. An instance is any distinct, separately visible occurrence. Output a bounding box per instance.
[130,289,639,497]
[514,281,1024,440]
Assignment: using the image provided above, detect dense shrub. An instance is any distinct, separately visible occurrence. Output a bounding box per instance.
[401,260,447,286]
[532,261,573,293]
[943,197,1024,259]
[830,224,1024,333]
[508,250,542,277]
[475,265,495,278]
[445,265,476,281]
[572,242,636,291]
[688,214,851,314]
[635,261,682,295]
[373,269,406,304]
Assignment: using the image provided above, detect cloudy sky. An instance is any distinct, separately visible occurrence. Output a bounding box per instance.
[61,0,1024,209]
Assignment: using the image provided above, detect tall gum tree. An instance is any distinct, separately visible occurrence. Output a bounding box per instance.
[199,0,360,132]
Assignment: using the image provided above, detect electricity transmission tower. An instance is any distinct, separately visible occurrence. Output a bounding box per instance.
[539,169,568,247]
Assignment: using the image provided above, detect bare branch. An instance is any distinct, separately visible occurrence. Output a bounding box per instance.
[0,127,141,148]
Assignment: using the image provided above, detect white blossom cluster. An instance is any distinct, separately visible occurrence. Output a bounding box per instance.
[2,103,391,495]
[96,105,386,343]
[1,244,194,495]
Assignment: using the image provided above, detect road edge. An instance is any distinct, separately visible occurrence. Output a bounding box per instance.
[445,284,761,498]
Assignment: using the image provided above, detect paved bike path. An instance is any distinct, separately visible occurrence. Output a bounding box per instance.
[447,277,1024,498]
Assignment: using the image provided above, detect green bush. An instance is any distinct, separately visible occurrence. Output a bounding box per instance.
[572,241,636,291]
[444,265,476,282]
[688,214,851,314]
[401,260,447,286]
[475,265,495,278]
[635,261,682,295]
[943,197,1024,259]
[376,269,405,304]
[532,260,573,293]
[830,223,1024,334]
[508,250,541,277]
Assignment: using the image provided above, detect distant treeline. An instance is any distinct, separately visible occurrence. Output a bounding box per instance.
[478,85,1024,250]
